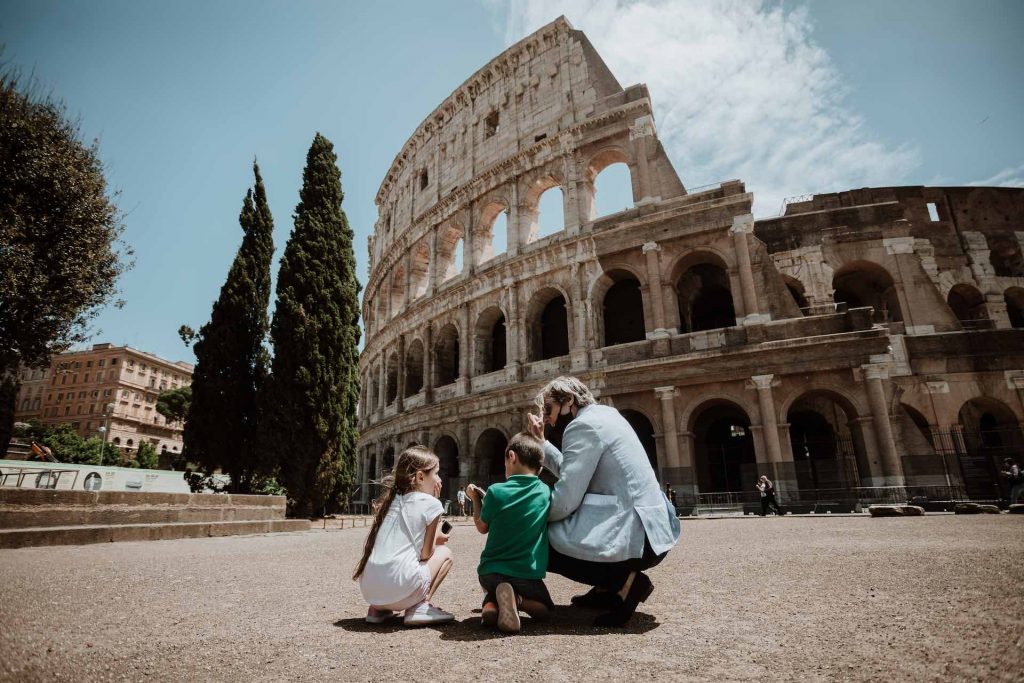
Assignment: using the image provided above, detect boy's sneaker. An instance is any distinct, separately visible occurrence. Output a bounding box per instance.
[495,583,521,633]
[365,606,395,624]
[403,601,454,626]
[481,601,499,627]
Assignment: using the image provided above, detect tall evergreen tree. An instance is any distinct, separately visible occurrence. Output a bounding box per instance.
[264,134,361,516]
[183,162,274,491]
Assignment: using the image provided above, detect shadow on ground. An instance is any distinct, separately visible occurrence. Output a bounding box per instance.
[334,606,659,639]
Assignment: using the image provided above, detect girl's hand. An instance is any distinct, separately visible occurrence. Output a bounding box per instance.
[436,531,450,545]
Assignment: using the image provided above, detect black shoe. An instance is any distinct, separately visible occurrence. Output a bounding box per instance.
[593,573,653,627]
[570,587,623,610]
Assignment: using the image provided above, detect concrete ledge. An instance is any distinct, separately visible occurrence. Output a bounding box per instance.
[0,505,283,529]
[868,505,925,517]
[0,518,311,549]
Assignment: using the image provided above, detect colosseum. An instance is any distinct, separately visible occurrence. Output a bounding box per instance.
[356,16,1024,513]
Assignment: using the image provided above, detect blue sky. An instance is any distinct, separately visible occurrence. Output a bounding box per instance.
[2,0,1021,365]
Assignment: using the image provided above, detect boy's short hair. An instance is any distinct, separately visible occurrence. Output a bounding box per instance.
[507,432,544,471]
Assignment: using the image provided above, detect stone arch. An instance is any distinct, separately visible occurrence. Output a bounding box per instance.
[619,408,658,477]
[957,396,1024,500]
[785,389,866,489]
[526,285,571,361]
[522,170,565,243]
[385,351,399,405]
[672,251,737,333]
[476,200,510,264]
[596,268,646,346]
[473,305,507,375]
[433,322,460,386]
[947,283,986,327]
[369,362,380,411]
[584,146,634,220]
[389,266,406,318]
[782,274,809,313]
[1005,287,1024,328]
[438,220,465,283]
[404,338,424,397]
[434,434,460,494]
[408,239,431,300]
[688,398,756,494]
[986,234,1024,277]
[832,260,902,323]
[474,427,509,487]
[382,445,395,472]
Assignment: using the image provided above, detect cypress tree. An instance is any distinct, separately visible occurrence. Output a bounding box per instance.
[264,133,361,516]
[183,162,274,491]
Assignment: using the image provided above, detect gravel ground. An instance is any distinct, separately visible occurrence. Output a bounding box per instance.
[1,515,1022,682]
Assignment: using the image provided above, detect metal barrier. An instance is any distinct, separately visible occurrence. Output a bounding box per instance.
[691,485,969,516]
[0,465,81,490]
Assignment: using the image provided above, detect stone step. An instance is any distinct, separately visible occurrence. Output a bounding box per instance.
[0,505,283,529]
[0,488,285,510]
[0,519,311,549]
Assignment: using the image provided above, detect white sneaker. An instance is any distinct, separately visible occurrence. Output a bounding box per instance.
[403,601,455,626]
[365,606,395,624]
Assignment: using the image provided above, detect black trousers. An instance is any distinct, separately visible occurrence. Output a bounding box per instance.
[479,573,554,609]
[547,536,667,592]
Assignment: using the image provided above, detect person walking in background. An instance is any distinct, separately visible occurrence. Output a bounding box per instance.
[1000,458,1024,505]
[757,475,782,516]
[457,487,468,517]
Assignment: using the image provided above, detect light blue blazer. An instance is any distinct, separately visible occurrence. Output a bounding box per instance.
[543,404,681,563]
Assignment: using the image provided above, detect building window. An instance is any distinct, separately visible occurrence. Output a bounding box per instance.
[98,359,105,367]
[71,374,78,384]
[419,169,429,191]
[57,393,63,402]
[122,390,129,398]
[91,390,99,398]
[61,376,66,385]
[485,110,500,138]
[84,373,89,382]
[927,202,940,222]
[86,360,93,368]
[104,389,112,397]
[96,371,103,382]
[79,391,86,399]
[64,406,70,416]
[111,358,118,366]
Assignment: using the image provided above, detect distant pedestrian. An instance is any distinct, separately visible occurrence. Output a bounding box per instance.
[1000,458,1024,505]
[757,475,781,516]
[457,488,468,517]
[664,483,677,510]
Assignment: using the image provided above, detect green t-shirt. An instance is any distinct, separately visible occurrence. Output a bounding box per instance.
[478,474,550,579]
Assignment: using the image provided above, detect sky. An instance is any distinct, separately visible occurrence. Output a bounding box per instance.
[2,0,1021,366]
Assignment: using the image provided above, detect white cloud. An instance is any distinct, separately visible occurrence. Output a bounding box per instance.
[969,164,1024,188]
[491,0,919,216]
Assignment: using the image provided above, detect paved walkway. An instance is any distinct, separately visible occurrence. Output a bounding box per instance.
[1,516,1021,682]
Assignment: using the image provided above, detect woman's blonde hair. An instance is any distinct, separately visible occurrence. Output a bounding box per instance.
[534,375,596,412]
[352,445,439,580]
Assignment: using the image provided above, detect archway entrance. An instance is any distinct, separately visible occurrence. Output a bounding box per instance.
[832,261,902,323]
[382,446,395,473]
[474,429,508,488]
[434,435,460,500]
[620,409,658,477]
[786,392,863,490]
[603,275,645,346]
[677,262,736,332]
[691,401,755,493]
[957,398,1023,500]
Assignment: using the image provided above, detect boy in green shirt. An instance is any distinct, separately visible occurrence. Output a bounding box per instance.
[465,432,553,633]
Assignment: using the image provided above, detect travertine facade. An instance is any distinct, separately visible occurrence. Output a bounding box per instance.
[357,17,1024,509]
[13,343,193,461]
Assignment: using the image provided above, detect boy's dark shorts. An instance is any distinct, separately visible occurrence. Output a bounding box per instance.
[479,573,555,609]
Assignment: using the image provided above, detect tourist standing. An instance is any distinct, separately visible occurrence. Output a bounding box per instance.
[1001,458,1024,505]
[457,488,468,517]
[757,475,782,516]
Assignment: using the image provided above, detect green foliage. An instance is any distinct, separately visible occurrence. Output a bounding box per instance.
[136,441,160,469]
[262,134,362,516]
[178,325,196,347]
[156,386,191,424]
[0,69,130,377]
[183,161,275,493]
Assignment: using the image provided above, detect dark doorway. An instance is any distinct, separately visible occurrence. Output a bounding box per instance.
[474,429,508,488]
[677,263,736,332]
[604,278,645,346]
[620,409,658,477]
[540,296,569,359]
[692,402,756,493]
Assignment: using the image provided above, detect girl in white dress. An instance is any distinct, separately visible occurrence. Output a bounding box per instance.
[353,446,455,625]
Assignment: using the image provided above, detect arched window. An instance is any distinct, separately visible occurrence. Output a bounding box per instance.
[677,262,736,332]
[474,307,507,374]
[527,289,570,361]
[602,272,645,346]
[474,429,508,487]
[434,324,460,386]
[385,352,399,405]
[593,162,633,218]
[787,391,864,490]
[832,261,902,323]
[947,283,987,328]
[404,339,424,397]
[782,275,809,313]
[409,240,431,300]
[438,222,465,283]
[536,187,564,239]
[689,400,755,493]
[476,202,509,264]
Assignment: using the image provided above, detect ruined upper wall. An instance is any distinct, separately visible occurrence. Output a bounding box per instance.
[370,17,655,260]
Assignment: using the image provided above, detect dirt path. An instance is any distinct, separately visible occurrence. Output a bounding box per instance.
[1,515,1021,682]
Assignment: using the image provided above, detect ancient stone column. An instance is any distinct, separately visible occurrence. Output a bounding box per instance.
[505,284,522,381]
[423,323,434,404]
[377,356,386,414]
[403,250,412,310]
[629,115,656,203]
[427,225,439,296]
[730,213,764,324]
[507,183,521,257]
[395,334,406,412]
[458,304,471,394]
[655,386,681,475]
[642,242,668,334]
[863,364,902,485]
[750,375,782,464]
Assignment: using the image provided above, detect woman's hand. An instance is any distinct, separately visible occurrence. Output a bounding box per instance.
[527,412,544,440]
